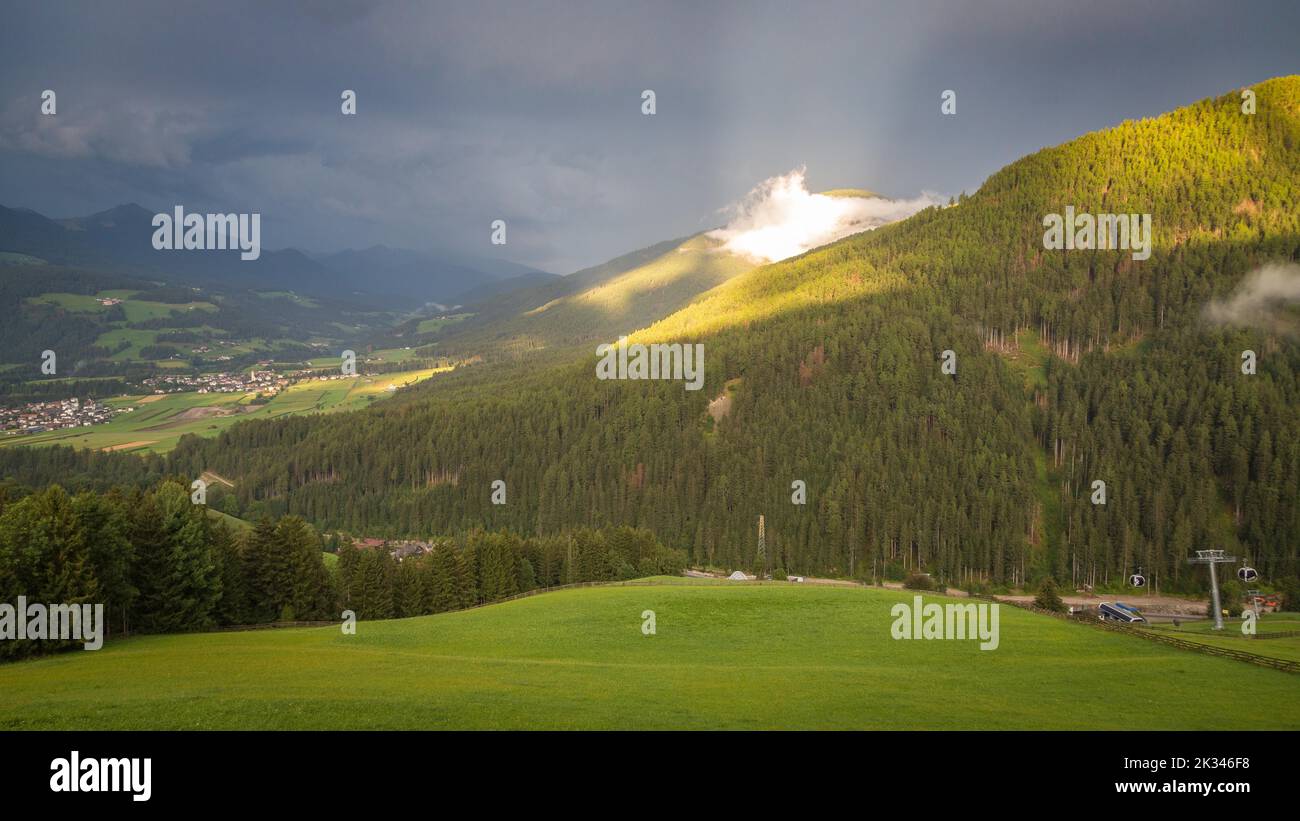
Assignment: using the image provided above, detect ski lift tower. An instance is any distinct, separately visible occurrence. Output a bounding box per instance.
[1187,550,1238,631]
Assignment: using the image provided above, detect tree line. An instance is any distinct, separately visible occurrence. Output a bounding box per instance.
[0,479,684,660]
[334,526,686,620]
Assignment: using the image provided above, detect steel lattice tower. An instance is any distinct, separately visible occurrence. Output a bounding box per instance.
[1187,550,1238,630]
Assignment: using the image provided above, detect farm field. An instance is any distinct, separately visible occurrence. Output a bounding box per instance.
[0,366,448,453]
[0,581,1296,730]
[306,346,429,368]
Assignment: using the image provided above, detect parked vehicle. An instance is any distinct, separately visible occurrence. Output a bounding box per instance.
[1099,602,1146,624]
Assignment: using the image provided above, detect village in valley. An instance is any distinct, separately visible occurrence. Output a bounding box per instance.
[141,369,289,396]
[0,397,120,436]
[0,365,414,440]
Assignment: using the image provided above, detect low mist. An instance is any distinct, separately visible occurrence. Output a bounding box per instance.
[1204,263,1300,335]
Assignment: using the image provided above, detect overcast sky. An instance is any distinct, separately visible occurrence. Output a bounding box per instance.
[1,0,1296,273]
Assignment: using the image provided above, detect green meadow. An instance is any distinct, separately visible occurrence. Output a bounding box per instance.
[207,508,254,534]
[96,327,159,360]
[416,313,472,334]
[0,582,1295,730]
[254,290,320,308]
[27,290,217,322]
[0,367,447,454]
[23,289,228,361]
[307,346,427,368]
[1146,613,1300,663]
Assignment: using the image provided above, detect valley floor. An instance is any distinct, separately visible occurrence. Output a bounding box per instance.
[1,580,1296,730]
[0,366,446,454]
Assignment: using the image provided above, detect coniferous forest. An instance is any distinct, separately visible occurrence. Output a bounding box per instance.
[2,78,1299,606]
[0,478,683,659]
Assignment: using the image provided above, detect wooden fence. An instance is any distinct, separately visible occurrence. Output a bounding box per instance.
[1000,599,1300,674]
[1250,630,1300,641]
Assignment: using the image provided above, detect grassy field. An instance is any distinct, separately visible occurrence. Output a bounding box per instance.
[207,508,254,534]
[306,346,427,368]
[0,581,1295,730]
[255,290,320,308]
[96,327,159,360]
[995,328,1051,391]
[22,289,224,361]
[0,367,448,453]
[1146,613,1300,663]
[417,313,472,334]
[28,291,217,322]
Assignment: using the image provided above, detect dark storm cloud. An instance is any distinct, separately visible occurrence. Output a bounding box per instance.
[0,0,1296,273]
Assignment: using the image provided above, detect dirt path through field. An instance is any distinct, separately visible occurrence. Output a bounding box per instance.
[101,440,155,451]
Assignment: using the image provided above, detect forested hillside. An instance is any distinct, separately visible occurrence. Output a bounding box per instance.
[4,77,1298,593]
[0,260,403,393]
[425,232,755,362]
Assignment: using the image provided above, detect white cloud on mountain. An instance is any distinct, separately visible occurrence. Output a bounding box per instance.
[707,168,940,263]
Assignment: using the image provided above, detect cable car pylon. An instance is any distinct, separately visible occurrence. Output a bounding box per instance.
[1187,550,1238,631]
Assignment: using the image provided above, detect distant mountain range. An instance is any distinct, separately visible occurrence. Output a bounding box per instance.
[312,244,557,306]
[428,233,755,360]
[0,202,553,306]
